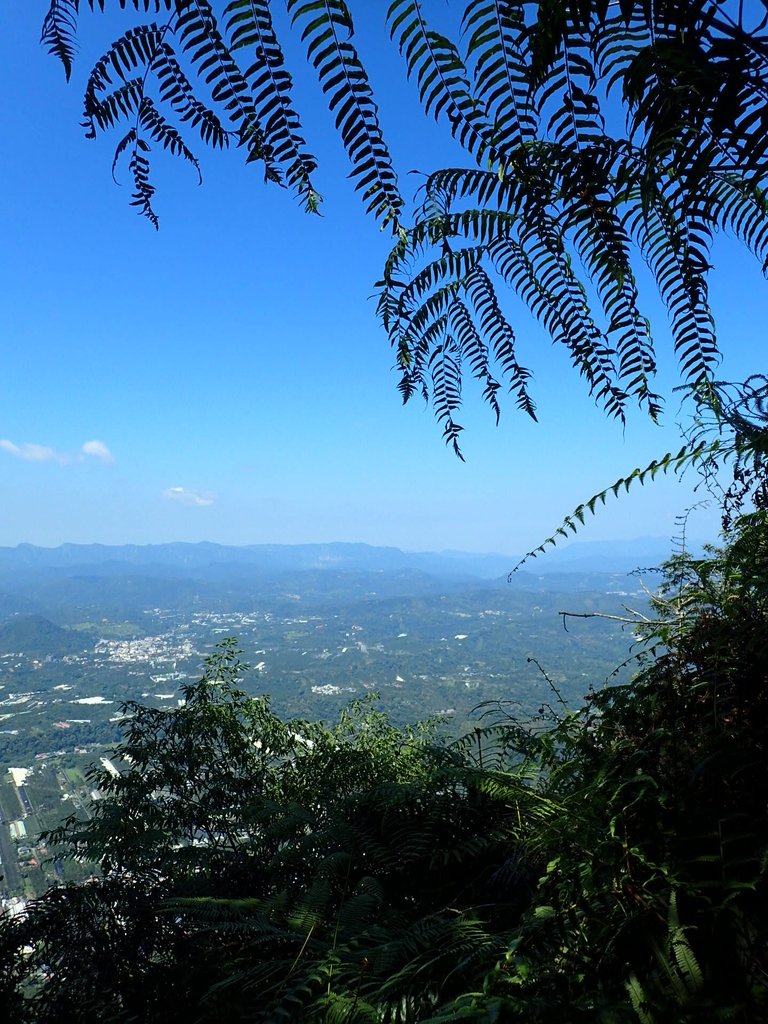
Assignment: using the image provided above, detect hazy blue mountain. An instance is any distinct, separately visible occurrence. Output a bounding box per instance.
[0,540,687,631]
[0,542,503,579]
[0,538,687,582]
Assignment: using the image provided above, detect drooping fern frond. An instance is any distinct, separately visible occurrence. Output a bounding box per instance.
[511,440,716,571]
[224,0,320,211]
[449,297,502,421]
[430,339,465,457]
[138,94,202,175]
[512,207,629,421]
[289,0,402,228]
[631,186,718,387]
[462,264,536,420]
[83,19,202,228]
[83,24,165,135]
[528,0,606,153]
[151,40,228,148]
[176,0,280,179]
[709,172,768,272]
[462,0,536,154]
[389,0,498,165]
[557,144,661,417]
[42,0,80,82]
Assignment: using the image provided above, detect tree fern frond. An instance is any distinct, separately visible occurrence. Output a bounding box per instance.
[383,244,483,381]
[388,0,497,165]
[85,77,146,136]
[558,146,660,415]
[449,298,501,421]
[176,0,281,180]
[462,0,537,155]
[493,224,627,422]
[41,0,79,81]
[289,0,402,227]
[462,265,536,420]
[431,339,465,458]
[397,246,485,319]
[225,0,320,211]
[591,4,651,95]
[83,24,165,136]
[139,95,202,179]
[152,40,229,148]
[417,164,519,212]
[375,915,502,999]
[111,126,138,181]
[94,2,175,10]
[539,32,606,153]
[511,440,716,570]
[709,173,768,273]
[36,0,768,451]
[632,188,718,386]
[131,140,159,226]
[420,158,633,420]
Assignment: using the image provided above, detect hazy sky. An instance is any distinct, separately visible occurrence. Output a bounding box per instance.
[1,6,764,555]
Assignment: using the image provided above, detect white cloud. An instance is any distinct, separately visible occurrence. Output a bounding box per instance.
[0,440,57,462]
[162,486,215,508]
[0,438,115,465]
[82,439,114,464]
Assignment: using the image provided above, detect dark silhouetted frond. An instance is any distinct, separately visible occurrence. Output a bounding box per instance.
[225,0,320,211]
[83,24,165,135]
[289,0,402,227]
[176,0,280,179]
[129,139,159,227]
[152,40,229,148]
[41,0,79,81]
[139,95,202,178]
[462,0,537,154]
[463,265,536,420]
[389,0,497,164]
[36,0,768,450]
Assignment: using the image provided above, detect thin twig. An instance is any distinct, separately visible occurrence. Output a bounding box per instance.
[559,611,678,628]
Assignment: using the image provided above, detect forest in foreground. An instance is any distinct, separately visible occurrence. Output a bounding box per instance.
[0,511,766,1022]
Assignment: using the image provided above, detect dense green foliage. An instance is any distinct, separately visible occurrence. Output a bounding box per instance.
[0,640,541,1021]
[38,2,768,448]
[2,513,766,1020]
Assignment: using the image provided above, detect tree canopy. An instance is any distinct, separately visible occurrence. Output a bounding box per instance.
[38,1,768,451]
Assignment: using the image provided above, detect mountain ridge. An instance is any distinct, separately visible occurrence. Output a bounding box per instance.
[0,537,693,579]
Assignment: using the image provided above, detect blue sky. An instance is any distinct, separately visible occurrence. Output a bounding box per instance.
[0,5,763,555]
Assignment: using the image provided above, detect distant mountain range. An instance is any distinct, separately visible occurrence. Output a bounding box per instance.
[0,537,690,581]
[0,538,689,637]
